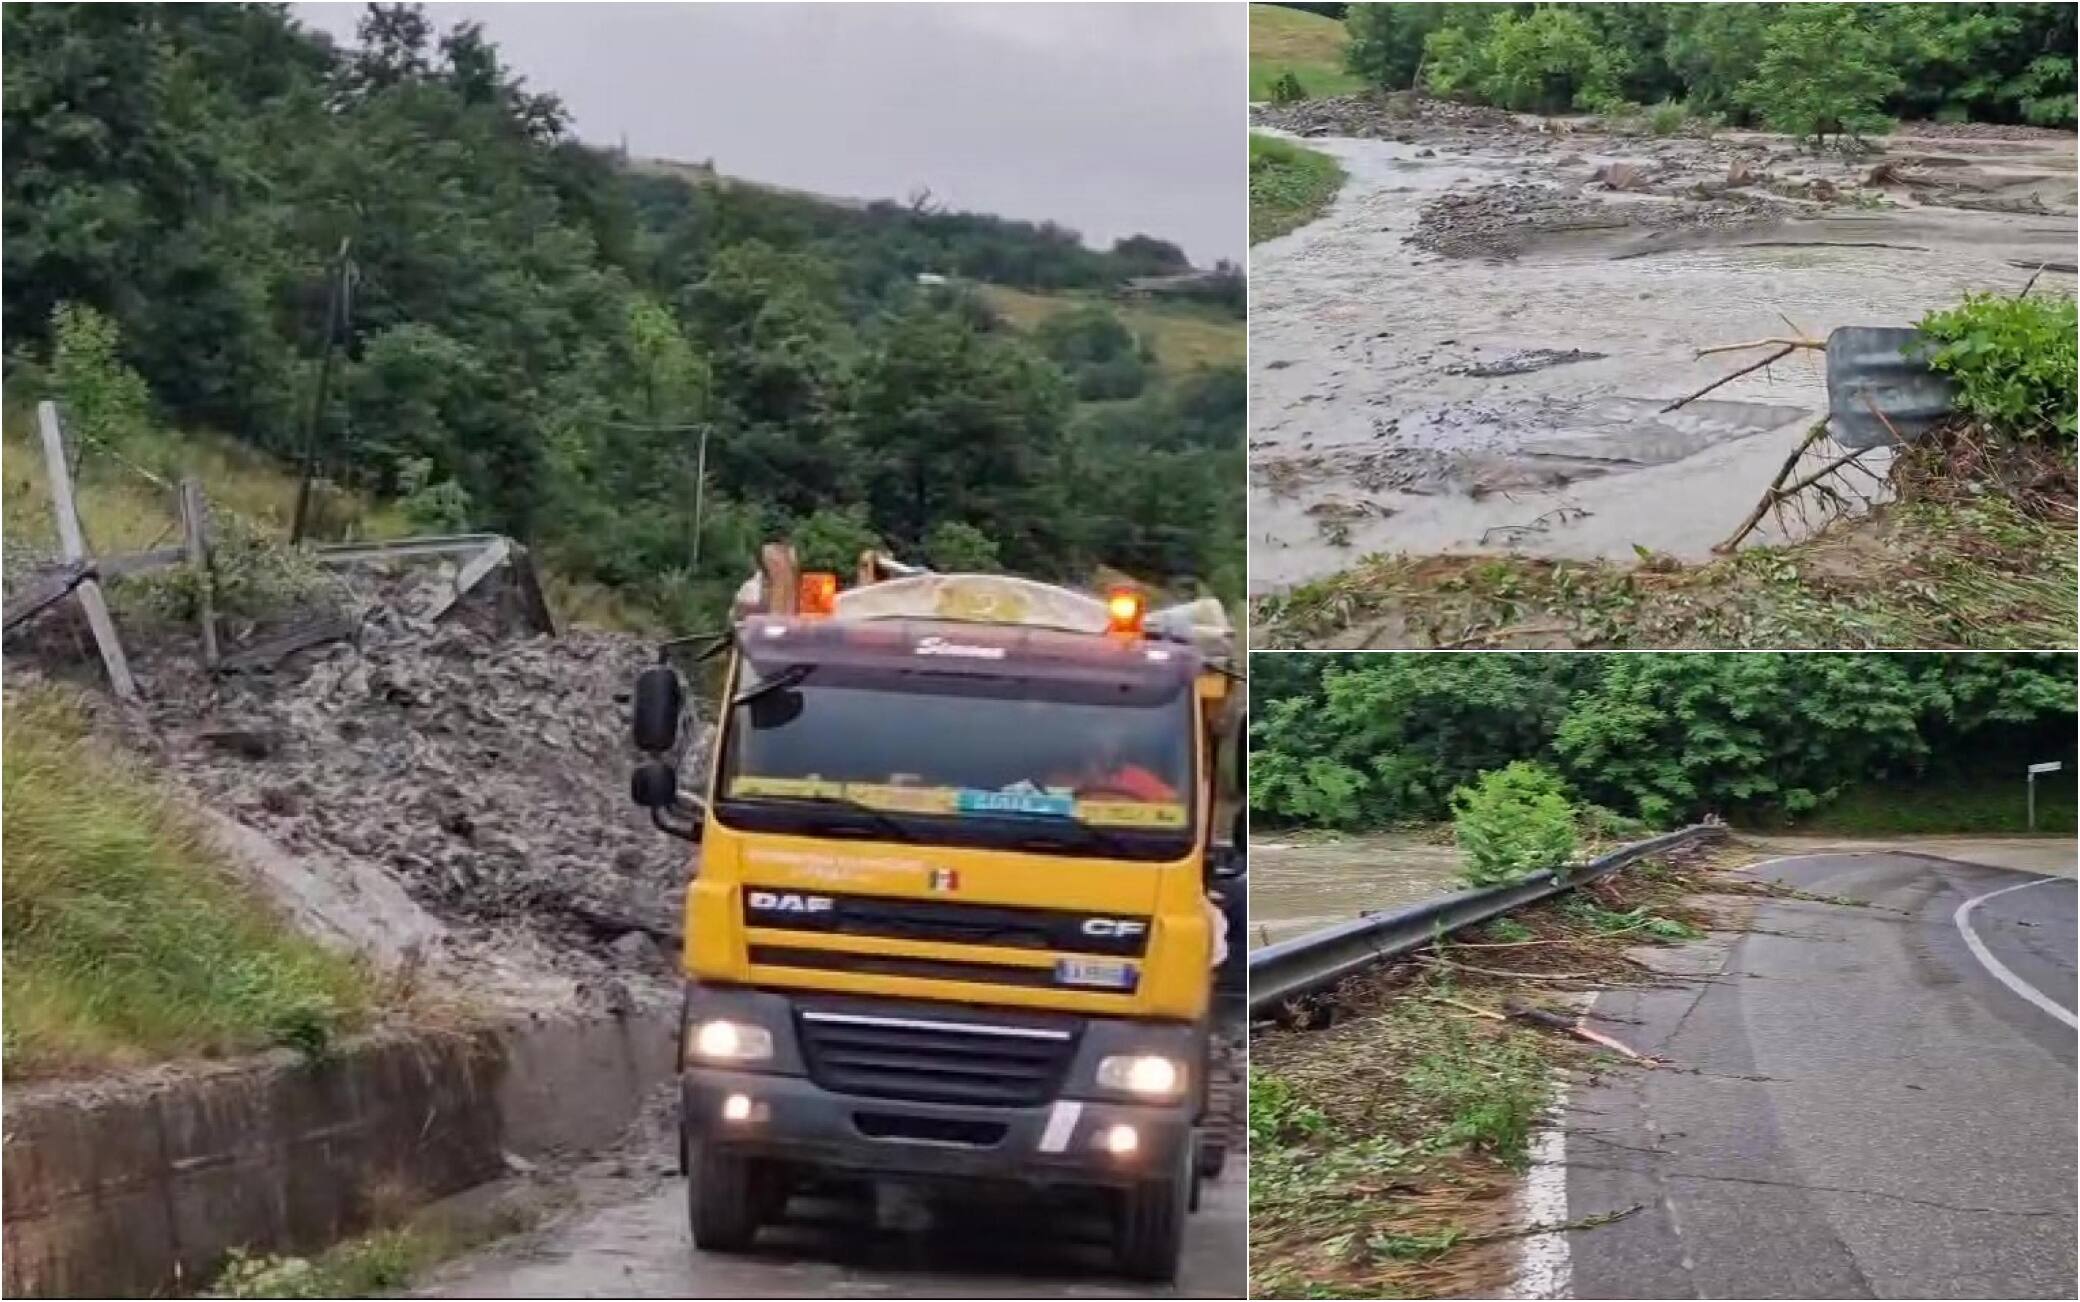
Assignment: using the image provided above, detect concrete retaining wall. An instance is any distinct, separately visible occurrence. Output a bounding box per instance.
[1,1005,676,1298]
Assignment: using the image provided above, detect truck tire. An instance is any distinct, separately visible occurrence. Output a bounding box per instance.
[1116,1143,1190,1282]
[687,1140,761,1251]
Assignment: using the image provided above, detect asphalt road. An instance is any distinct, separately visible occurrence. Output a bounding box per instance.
[423,1159,1245,1298]
[1555,851,2077,1300]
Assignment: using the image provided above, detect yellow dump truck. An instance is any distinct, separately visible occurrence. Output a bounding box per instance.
[629,546,1242,1280]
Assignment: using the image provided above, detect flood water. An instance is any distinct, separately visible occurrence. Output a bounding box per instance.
[1249,122,2078,594]
[1248,830,1466,948]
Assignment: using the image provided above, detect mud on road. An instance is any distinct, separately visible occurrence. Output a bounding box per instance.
[1247,96,2077,597]
[420,1115,1247,1300]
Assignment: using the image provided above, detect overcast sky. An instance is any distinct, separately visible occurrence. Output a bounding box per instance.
[292,3,1244,265]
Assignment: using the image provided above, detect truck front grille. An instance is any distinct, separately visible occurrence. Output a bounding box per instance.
[796,1007,1078,1107]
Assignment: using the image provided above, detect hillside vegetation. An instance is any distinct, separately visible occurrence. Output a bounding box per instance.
[3,687,372,1078]
[1250,653,2077,832]
[3,3,1244,627]
[1250,4,1362,101]
[1341,2,2076,133]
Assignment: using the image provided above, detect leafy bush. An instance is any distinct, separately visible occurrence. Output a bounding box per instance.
[1647,99,1690,136]
[1269,70,1310,105]
[1450,761,1578,887]
[921,519,1001,572]
[50,302,151,448]
[1249,1068,1330,1146]
[1739,6,1900,145]
[1915,293,2079,442]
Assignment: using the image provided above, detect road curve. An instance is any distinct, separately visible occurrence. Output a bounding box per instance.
[1554,851,2077,1300]
[421,1161,1244,1299]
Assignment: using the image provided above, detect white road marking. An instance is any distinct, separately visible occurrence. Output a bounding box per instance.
[1953,876,2077,1030]
[1510,1085,1573,1299]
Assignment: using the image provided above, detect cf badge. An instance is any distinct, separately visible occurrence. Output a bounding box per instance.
[928,868,959,893]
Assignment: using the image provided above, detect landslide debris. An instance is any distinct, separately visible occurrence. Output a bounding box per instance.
[11,553,700,996]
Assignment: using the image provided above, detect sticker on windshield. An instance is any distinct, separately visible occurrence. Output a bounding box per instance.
[957,788,1076,818]
[1078,801,1189,829]
[730,776,844,800]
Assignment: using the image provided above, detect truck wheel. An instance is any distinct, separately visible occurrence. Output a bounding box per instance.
[1116,1143,1190,1282]
[687,1141,761,1251]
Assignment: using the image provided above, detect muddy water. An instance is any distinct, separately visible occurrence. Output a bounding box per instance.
[1248,125,2078,594]
[1248,831,1465,948]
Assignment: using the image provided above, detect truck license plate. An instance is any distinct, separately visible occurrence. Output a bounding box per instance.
[1055,958,1136,990]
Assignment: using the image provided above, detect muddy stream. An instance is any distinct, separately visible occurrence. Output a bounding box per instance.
[1248,107,2077,595]
[1248,830,1466,949]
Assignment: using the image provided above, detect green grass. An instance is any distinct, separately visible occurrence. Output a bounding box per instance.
[1251,133,1347,244]
[1252,493,2078,649]
[2,407,411,562]
[974,284,1243,379]
[1250,4,1364,101]
[1778,772,2078,836]
[2,686,372,1078]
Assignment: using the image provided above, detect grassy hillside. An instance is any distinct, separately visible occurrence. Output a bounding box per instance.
[3,687,372,1077]
[977,285,1244,379]
[1250,133,1346,243]
[1250,4,1362,101]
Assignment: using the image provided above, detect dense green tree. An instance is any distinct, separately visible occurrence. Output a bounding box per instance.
[1251,654,2076,828]
[1740,5,1904,144]
[2,3,1242,624]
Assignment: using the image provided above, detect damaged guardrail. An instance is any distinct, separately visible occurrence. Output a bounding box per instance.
[1247,823,1721,1017]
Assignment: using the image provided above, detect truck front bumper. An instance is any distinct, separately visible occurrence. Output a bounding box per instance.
[684,1068,1190,1190]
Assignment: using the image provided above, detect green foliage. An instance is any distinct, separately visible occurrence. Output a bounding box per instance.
[1253,653,2077,831]
[921,519,1001,573]
[1402,1022,1548,1165]
[396,456,474,532]
[1915,293,2079,442]
[1344,2,1445,91]
[3,4,1238,632]
[3,687,368,1077]
[792,505,882,575]
[1269,70,1311,105]
[1484,917,1533,944]
[1342,3,2074,129]
[1646,99,1690,135]
[1450,761,1579,887]
[1250,1068,1331,1146]
[1034,304,1149,401]
[1250,133,1346,244]
[50,302,151,448]
[1480,7,1630,113]
[1740,6,1902,144]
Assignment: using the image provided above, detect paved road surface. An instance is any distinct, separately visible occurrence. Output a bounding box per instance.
[424,1161,1245,1298]
[1555,852,2076,1300]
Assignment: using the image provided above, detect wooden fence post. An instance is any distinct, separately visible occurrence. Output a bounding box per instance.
[36,401,137,700]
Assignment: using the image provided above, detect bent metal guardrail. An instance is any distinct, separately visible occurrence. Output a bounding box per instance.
[1248,824,1720,1017]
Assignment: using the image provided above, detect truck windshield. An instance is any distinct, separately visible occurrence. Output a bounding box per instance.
[715,661,1195,861]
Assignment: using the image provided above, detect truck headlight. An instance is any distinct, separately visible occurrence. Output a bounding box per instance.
[689,1019,774,1063]
[1097,1054,1184,1097]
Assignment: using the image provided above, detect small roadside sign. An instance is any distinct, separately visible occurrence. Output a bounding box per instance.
[2028,761,2063,775]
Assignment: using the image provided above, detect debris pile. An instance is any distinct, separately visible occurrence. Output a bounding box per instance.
[1251,92,1513,138]
[1406,181,1778,259]
[101,568,703,981]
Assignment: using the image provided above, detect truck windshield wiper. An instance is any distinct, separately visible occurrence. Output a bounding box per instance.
[975,808,1137,858]
[732,664,813,707]
[722,792,915,842]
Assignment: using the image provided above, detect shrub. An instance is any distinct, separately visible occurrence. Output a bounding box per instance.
[1915,293,2079,442]
[1450,761,1578,887]
[1249,1068,1329,1146]
[922,519,1000,572]
[1269,70,1309,105]
[1647,99,1689,136]
[50,302,151,448]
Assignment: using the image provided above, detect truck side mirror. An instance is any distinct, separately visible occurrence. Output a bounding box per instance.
[631,758,680,809]
[634,664,683,753]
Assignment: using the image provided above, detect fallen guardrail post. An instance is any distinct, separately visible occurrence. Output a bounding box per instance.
[1248,823,1722,1018]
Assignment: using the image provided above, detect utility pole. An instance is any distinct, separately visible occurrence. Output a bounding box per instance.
[291,237,354,545]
